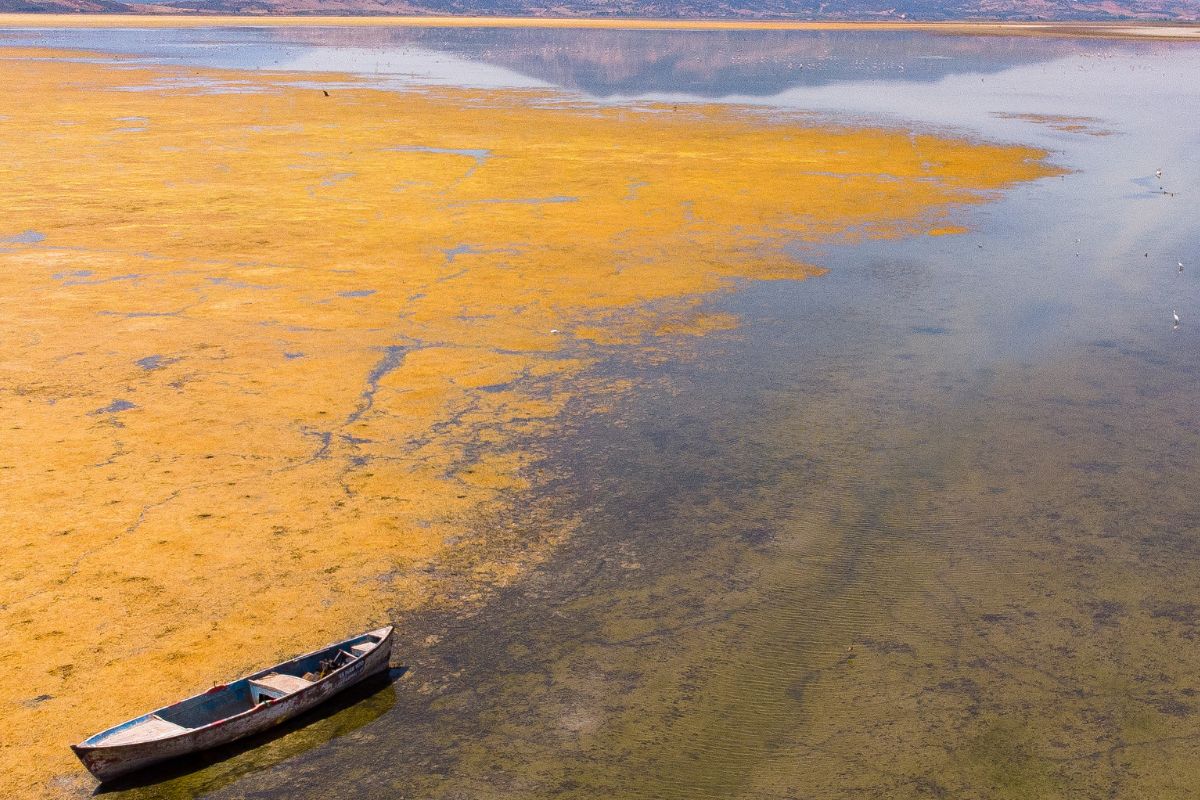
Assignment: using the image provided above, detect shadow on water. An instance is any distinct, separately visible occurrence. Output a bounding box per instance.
[98,668,404,798]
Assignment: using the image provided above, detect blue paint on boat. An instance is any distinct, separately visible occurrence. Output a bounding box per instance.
[84,713,161,745]
[80,632,386,747]
[156,679,260,729]
[73,626,393,782]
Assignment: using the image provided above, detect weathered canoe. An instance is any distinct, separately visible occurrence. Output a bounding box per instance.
[72,625,394,782]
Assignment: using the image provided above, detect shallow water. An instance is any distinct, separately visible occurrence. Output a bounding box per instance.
[9,24,1200,798]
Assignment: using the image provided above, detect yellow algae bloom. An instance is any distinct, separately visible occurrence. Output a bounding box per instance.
[0,46,1056,796]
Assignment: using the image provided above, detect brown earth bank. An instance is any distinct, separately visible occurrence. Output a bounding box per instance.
[1,14,1198,37]
[0,0,1197,22]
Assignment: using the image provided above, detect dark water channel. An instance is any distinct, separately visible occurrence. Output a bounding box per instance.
[12,24,1199,798]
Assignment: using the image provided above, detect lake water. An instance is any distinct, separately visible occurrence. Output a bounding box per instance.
[7,24,1200,798]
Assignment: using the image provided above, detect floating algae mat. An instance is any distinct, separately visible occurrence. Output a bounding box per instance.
[2,25,1198,800]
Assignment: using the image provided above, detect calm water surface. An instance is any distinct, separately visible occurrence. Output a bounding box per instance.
[12,25,1200,798]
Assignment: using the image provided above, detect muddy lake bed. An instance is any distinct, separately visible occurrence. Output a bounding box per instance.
[1,21,1198,799]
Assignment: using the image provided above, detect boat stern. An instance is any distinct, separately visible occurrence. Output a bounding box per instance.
[70,742,140,783]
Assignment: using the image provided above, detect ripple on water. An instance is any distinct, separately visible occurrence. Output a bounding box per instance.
[201,321,1200,799]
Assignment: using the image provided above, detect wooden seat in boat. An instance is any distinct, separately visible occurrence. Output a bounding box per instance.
[102,715,189,746]
[250,673,313,697]
[350,642,375,657]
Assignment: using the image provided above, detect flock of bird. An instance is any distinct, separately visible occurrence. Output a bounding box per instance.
[1158,169,1184,331]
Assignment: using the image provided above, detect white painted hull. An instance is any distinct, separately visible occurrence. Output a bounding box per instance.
[72,626,393,782]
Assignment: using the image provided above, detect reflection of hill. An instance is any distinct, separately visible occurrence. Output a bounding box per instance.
[230,0,1188,20]
[5,0,1196,18]
[11,0,1191,20]
[266,27,1175,97]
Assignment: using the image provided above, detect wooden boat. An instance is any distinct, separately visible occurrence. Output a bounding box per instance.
[72,625,393,782]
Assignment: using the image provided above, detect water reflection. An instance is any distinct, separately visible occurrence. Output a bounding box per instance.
[8,24,1196,798]
[205,280,1200,798]
[1,25,1190,97]
[219,31,1197,798]
[171,30,1197,797]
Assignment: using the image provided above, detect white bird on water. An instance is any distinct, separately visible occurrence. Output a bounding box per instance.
[1156,168,1163,178]
[1180,261,1185,273]
[1174,309,1181,328]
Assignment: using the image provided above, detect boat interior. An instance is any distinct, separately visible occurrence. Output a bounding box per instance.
[83,630,387,747]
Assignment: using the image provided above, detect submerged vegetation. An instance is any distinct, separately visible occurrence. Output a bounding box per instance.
[0,39,1061,798]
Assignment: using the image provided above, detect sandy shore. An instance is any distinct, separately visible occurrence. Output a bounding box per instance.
[0,15,1196,39]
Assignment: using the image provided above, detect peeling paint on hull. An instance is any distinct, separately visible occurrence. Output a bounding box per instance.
[72,627,393,783]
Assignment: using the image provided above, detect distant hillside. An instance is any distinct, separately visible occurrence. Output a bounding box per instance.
[0,0,1195,21]
[0,0,137,11]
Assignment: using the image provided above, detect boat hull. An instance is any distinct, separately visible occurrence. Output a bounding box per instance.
[72,628,392,782]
